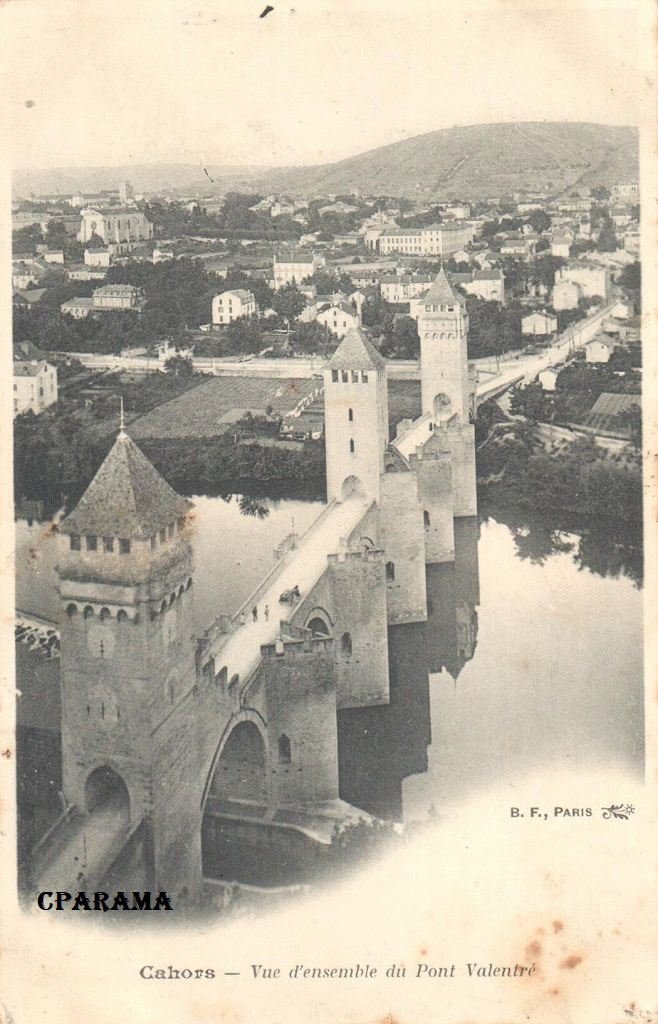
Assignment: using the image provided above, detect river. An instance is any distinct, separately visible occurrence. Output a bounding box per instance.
[15,494,643,851]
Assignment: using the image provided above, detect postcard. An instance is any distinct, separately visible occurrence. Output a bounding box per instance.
[1,2,656,1022]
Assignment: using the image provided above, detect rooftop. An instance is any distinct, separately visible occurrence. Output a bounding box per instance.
[14,360,49,378]
[326,325,386,372]
[421,268,465,308]
[61,432,189,539]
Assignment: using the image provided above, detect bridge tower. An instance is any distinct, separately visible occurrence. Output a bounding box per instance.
[323,325,389,504]
[57,424,201,901]
[418,268,477,516]
[418,267,471,423]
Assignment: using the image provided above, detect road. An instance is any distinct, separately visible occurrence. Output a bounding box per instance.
[393,303,615,461]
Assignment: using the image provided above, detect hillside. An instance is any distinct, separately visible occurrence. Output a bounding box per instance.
[255,121,638,199]
[12,163,269,198]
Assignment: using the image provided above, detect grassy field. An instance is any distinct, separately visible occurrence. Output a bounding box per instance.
[128,375,320,440]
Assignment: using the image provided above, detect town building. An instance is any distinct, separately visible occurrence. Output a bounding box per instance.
[555,261,609,300]
[69,266,108,281]
[61,284,142,317]
[273,251,325,290]
[43,250,65,264]
[315,302,359,339]
[118,181,135,205]
[85,248,111,267]
[451,269,505,304]
[551,279,582,310]
[60,297,95,318]
[611,182,639,202]
[376,222,474,257]
[380,275,434,304]
[585,334,617,364]
[212,289,256,326]
[92,284,141,309]
[78,208,153,245]
[521,311,558,336]
[13,357,58,416]
[551,234,572,259]
[13,289,47,308]
[12,260,47,290]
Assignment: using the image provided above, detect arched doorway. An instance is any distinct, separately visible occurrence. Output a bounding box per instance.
[84,766,130,825]
[341,475,366,501]
[432,392,452,421]
[207,721,267,805]
[306,607,332,637]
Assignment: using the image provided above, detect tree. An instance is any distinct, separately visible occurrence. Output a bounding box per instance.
[164,354,194,377]
[596,223,618,252]
[380,316,419,359]
[509,380,551,422]
[619,261,641,293]
[528,210,551,233]
[272,284,307,339]
[224,316,264,355]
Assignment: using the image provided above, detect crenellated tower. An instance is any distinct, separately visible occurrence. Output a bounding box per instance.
[323,326,389,505]
[57,425,201,899]
[417,269,477,517]
[418,267,471,423]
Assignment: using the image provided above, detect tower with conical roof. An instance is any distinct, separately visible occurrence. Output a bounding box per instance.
[418,268,471,423]
[57,423,201,898]
[323,325,389,504]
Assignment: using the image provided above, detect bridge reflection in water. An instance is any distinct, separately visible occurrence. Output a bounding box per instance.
[199,518,480,889]
[16,513,481,896]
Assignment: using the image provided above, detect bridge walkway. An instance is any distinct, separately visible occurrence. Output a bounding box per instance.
[204,491,372,685]
[392,302,616,462]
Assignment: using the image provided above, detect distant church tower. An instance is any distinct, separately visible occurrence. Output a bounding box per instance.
[418,268,471,424]
[323,326,389,504]
[57,422,201,899]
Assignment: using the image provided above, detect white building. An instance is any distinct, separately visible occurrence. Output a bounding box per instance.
[380,275,434,304]
[212,289,256,326]
[78,207,153,244]
[43,250,65,264]
[273,251,325,290]
[93,284,141,309]
[84,248,111,267]
[552,280,582,310]
[452,270,505,304]
[585,335,616,364]
[555,261,609,300]
[14,359,58,416]
[522,311,558,336]
[315,302,359,339]
[551,234,572,259]
[377,221,475,257]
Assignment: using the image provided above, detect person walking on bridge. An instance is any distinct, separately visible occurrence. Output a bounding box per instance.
[264,604,270,622]
[252,605,258,622]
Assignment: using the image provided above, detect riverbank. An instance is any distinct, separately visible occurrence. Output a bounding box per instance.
[477,420,642,525]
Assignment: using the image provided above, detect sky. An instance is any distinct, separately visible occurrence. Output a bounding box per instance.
[1,0,646,170]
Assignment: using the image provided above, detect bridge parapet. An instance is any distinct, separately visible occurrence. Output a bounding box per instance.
[260,635,334,659]
[326,547,384,566]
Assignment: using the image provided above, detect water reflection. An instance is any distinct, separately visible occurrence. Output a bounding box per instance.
[15,497,644,890]
[482,503,643,587]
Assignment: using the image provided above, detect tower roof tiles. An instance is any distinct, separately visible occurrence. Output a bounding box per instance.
[61,433,189,539]
[326,325,386,372]
[422,268,465,307]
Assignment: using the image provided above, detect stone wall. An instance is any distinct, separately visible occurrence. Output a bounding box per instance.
[379,472,428,625]
[261,637,339,805]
